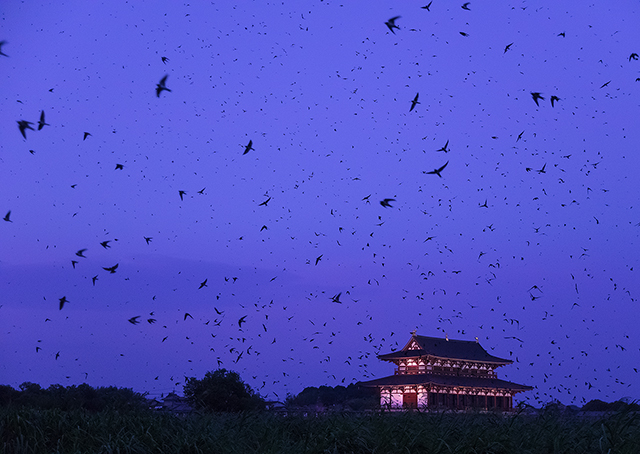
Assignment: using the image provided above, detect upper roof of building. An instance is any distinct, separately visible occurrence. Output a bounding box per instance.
[377,334,512,364]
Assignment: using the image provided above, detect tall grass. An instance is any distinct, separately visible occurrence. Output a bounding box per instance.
[2,406,639,454]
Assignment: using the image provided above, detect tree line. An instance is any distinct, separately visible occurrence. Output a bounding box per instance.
[0,382,149,412]
[2,371,637,413]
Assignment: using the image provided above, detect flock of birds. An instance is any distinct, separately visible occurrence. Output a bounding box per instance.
[3,2,640,406]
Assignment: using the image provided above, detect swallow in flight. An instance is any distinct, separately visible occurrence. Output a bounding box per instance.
[156,75,171,97]
[38,111,50,130]
[437,140,450,152]
[530,92,544,106]
[385,16,401,34]
[17,120,35,139]
[409,93,420,111]
[103,264,119,274]
[424,161,449,177]
[380,198,395,208]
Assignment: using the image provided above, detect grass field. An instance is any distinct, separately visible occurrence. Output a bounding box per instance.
[2,406,639,454]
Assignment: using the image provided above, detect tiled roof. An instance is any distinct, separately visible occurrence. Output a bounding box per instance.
[378,335,511,364]
[358,373,533,392]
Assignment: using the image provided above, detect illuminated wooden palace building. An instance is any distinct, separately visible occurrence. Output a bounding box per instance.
[360,332,532,411]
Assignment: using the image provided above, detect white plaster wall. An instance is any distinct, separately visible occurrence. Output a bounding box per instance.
[380,390,391,407]
[417,391,428,409]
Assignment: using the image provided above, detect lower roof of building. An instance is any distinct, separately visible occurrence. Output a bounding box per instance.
[358,373,533,392]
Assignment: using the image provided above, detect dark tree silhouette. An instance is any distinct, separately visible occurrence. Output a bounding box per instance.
[183,369,265,412]
[0,382,149,412]
[286,384,378,410]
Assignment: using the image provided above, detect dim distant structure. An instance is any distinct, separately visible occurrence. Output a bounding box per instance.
[359,331,532,411]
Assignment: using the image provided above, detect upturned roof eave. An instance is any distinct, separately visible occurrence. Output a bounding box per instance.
[377,351,512,365]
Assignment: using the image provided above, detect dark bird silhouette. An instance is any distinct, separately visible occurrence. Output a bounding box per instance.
[0,41,8,57]
[600,80,611,88]
[3,210,11,222]
[243,140,254,155]
[199,279,208,289]
[178,190,186,201]
[462,2,471,10]
[92,275,98,286]
[17,120,35,139]
[516,131,524,142]
[75,249,87,258]
[197,187,205,194]
[380,198,395,208]
[537,163,547,174]
[630,53,639,61]
[424,161,449,177]
[238,315,247,328]
[115,163,124,170]
[459,32,469,37]
[331,293,343,303]
[128,316,140,325]
[100,241,111,249]
[37,111,49,130]
[147,318,156,324]
[557,32,565,37]
[437,140,450,152]
[550,95,560,107]
[385,16,401,34]
[55,351,60,360]
[83,132,91,140]
[315,254,323,265]
[144,236,152,244]
[504,42,513,53]
[421,2,432,10]
[184,312,193,321]
[409,93,420,111]
[259,197,271,206]
[156,75,171,97]
[162,56,169,64]
[102,263,118,274]
[531,92,544,106]
[59,296,68,310]
[71,260,78,269]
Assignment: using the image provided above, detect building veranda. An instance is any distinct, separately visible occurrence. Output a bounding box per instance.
[359,332,532,411]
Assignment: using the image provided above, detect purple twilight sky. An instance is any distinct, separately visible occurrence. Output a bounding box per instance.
[2,1,640,406]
